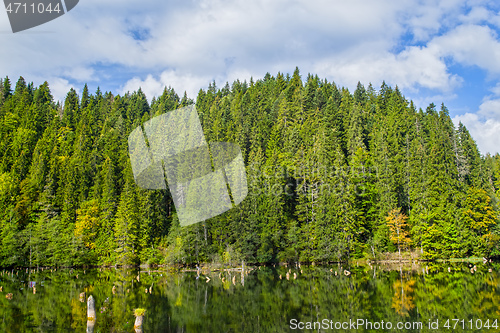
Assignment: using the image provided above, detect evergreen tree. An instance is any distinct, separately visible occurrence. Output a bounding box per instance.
[0,72,498,267]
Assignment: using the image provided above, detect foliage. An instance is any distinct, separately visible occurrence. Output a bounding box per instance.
[134,308,146,317]
[0,71,498,268]
[386,209,411,256]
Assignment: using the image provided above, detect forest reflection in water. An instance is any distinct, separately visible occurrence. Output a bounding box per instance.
[0,261,499,332]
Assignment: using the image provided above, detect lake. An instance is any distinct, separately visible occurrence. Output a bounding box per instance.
[0,262,499,332]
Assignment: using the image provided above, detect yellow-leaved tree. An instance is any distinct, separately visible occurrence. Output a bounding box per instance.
[74,200,100,249]
[386,208,411,258]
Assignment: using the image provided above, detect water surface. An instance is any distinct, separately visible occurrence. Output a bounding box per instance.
[0,262,499,332]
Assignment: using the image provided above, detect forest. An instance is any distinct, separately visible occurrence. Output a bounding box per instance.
[0,68,499,268]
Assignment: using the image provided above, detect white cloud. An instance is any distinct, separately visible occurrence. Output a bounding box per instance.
[315,44,462,92]
[453,84,500,155]
[120,67,268,103]
[402,0,467,42]
[47,77,78,103]
[490,82,500,95]
[458,6,492,24]
[430,24,500,75]
[1,0,500,157]
[0,0,416,89]
[478,98,500,120]
[1,0,498,89]
[453,112,500,154]
[408,93,459,112]
[315,21,500,106]
[63,67,96,82]
[120,70,212,102]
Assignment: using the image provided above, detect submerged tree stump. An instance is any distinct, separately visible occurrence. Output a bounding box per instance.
[87,320,95,333]
[87,295,96,333]
[134,316,144,331]
[134,308,146,332]
[87,295,96,320]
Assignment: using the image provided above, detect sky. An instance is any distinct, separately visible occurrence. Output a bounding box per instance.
[1,0,500,154]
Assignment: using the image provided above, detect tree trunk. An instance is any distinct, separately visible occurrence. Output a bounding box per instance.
[87,295,96,333]
[134,315,144,332]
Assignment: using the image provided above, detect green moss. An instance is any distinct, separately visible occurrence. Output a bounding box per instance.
[134,308,146,317]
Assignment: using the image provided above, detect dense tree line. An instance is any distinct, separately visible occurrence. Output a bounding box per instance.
[0,69,499,267]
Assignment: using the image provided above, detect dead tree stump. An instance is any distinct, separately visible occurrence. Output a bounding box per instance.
[134,309,146,332]
[87,295,96,333]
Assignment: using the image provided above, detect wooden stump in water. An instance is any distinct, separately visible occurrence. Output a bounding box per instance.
[87,295,96,333]
[87,295,96,320]
[87,319,95,333]
[134,316,144,330]
[134,308,146,332]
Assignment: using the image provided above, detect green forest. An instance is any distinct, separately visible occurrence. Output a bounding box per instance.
[0,68,499,268]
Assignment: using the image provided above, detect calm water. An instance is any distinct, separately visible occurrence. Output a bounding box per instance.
[0,262,499,332]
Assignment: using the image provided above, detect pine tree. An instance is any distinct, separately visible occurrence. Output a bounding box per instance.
[461,188,499,256]
[0,72,498,267]
[113,170,141,265]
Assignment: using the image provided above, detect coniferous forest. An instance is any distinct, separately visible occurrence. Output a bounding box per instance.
[1,68,499,268]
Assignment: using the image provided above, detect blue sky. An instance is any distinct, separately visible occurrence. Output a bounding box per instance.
[1,0,500,154]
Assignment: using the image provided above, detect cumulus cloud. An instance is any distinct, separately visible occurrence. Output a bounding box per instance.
[478,98,500,120]
[430,24,500,75]
[452,80,500,155]
[46,77,79,103]
[0,0,426,93]
[120,70,212,102]
[490,82,500,95]
[453,112,500,154]
[2,0,500,154]
[315,44,462,93]
[63,67,96,82]
[402,0,466,41]
[1,0,498,89]
[458,6,492,24]
[120,67,267,102]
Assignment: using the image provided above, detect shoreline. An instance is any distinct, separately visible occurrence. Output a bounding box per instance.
[0,256,496,271]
